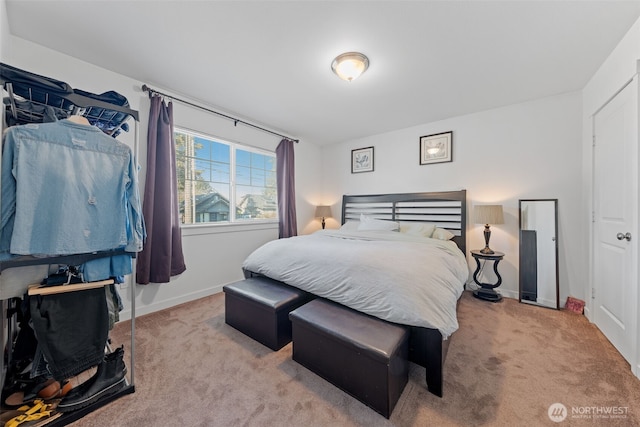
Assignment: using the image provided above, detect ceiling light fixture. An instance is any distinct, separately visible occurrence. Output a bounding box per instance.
[331,52,369,82]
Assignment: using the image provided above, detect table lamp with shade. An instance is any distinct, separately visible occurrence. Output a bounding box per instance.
[474,205,504,254]
[315,205,332,229]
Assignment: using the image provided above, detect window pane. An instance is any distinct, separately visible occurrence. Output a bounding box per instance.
[212,162,229,183]
[266,171,276,186]
[234,149,277,221]
[194,138,211,159]
[213,143,230,160]
[251,169,265,186]
[236,185,277,220]
[175,129,276,225]
[175,129,232,225]
[236,165,251,186]
[193,159,211,182]
[236,149,251,167]
[192,185,230,223]
[265,156,275,172]
[251,152,265,169]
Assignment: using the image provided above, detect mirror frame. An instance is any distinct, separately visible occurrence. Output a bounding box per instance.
[518,199,559,309]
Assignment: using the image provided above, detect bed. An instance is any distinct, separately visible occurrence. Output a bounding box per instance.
[242,190,468,397]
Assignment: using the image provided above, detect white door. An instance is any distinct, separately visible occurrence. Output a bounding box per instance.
[593,76,638,373]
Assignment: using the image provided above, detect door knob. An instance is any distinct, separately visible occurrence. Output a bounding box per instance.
[616,232,632,241]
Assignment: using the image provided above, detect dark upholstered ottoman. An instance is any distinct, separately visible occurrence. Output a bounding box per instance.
[289,299,409,418]
[223,277,313,350]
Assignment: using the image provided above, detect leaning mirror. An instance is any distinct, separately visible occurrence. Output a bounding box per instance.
[519,199,559,309]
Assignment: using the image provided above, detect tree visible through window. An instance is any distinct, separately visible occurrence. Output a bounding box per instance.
[174,128,277,225]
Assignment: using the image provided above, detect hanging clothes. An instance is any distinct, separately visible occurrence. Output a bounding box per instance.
[0,119,145,259]
[29,287,109,381]
[3,97,69,127]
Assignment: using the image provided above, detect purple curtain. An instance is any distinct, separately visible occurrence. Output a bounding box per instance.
[276,139,297,238]
[136,96,186,284]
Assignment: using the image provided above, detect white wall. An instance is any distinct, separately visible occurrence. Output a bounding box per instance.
[320,92,584,303]
[0,0,9,60]
[1,35,323,319]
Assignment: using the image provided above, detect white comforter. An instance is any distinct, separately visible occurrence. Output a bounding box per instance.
[242,229,469,338]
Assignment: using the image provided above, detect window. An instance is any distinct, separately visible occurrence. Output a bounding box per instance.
[175,128,277,225]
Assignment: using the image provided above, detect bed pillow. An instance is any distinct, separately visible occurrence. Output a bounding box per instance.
[398,222,436,238]
[339,220,360,231]
[357,214,399,231]
[431,227,455,240]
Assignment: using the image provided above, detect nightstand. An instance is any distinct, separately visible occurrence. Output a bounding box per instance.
[471,250,505,302]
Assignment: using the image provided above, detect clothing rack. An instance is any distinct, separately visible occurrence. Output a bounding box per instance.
[1,62,138,137]
[4,82,140,122]
[0,64,140,426]
[141,83,299,143]
[0,249,134,273]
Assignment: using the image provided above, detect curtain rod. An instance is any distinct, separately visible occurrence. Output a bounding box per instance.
[141,84,298,143]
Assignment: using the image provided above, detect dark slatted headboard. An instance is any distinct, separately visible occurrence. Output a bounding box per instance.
[341,190,467,254]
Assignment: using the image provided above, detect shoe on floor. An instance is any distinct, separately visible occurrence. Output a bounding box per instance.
[56,347,127,413]
[4,377,60,406]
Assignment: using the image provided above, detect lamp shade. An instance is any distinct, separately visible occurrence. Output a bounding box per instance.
[474,205,504,225]
[331,52,369,82]
[315,205,332,218]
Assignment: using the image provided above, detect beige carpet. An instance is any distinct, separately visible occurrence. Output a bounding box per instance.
[69,291,640,426]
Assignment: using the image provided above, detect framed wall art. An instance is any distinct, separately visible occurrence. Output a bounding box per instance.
[420,131,452,165]
[351,146,374,173]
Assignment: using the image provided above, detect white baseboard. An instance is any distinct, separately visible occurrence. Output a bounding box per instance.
[118,285,224,321]
[465,281,519,300]
[498,288,519,300]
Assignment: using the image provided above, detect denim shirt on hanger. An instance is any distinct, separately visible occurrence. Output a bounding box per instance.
[0,119,144,259]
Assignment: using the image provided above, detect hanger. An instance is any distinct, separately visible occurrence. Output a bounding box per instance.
[28,279,114,296]
[67,115,91,126]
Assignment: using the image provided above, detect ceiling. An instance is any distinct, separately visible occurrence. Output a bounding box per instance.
[5,1,640,146]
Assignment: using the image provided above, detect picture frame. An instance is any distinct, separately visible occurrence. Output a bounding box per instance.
[351,146,374,173]
[420,131,453,165]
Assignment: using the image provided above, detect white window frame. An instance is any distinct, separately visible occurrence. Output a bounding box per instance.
[175,127,278,230]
